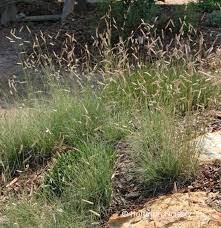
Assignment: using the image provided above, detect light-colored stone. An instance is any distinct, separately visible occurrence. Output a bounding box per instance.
[108,192,221,228]
[196,131,221,162]
[157,0,198,4]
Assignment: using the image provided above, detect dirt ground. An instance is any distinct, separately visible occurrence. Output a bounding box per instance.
[0,0,62,83]
[0,29,22,82]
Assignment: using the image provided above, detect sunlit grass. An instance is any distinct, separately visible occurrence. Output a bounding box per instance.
[1,12,221,226]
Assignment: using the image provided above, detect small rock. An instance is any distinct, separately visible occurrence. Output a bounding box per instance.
[125,192,140,200]
[196,131,221,162]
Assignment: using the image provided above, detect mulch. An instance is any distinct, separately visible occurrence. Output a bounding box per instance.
[182,161,221,194]
[109,141,144,213]
[0,165,48,204]
[182,161,221,212]
[16,0,62,16]
[108,133,221,219]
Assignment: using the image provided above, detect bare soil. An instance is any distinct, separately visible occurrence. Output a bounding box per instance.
[0,28,22,82]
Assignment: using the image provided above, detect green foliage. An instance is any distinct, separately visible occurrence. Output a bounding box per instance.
[44,142,115,214]
[0,108,57,177]
[170,5,201,32]
[99,0,157,39]
[206,10,221,27]
[98,1,203,40]
[198,0,220,12]
[4,198,90,227]
[103,67,220,114]
[1,65,220,227]
[131,110,198,195]
[188,0,220,13]
[3,199,56,227]
[0,87,129,179]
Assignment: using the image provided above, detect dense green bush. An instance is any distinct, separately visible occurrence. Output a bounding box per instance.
[99,0,157,39]
[197,0,220,12]
[99,0,202,41]
[206,10,221,27]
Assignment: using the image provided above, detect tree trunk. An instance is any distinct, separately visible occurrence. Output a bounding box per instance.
[61,0,75,22]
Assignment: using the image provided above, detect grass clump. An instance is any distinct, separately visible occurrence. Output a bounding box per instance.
[4,197,92,227]
[131,110,199,195]
[0,85,133,226]
[3,199,57,227]
[0,86,130,180]
[44,141,115,211]
[1,63,220,226]
[0,107,57,178]
[4,142,116,227]
[103,67,220,114]
[1,25,221,227]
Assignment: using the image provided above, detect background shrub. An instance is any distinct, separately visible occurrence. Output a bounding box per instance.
[99,0,157,40]
[198,0,220,12]
[205,10,221,27]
